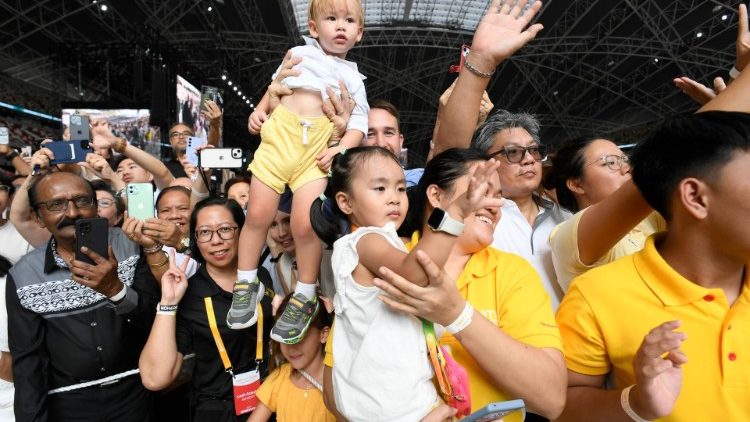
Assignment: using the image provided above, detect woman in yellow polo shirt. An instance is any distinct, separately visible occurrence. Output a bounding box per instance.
[379,148,567,420]
[547,136,666,291]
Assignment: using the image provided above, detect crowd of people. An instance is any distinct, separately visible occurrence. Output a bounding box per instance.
[0,0,749,421]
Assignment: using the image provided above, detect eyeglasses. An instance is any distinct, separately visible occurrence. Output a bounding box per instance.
[0,185,9,193]
[587,154,630,171]
[169,130,192,138]
[195,226,239,243]
[38,196,96,212]
[489,144,548,163]
[97,198,115,208]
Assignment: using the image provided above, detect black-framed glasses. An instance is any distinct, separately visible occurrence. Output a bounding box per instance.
[0,185,10,193]
[38,196,96,212]
[195,226,239,243]
[169,130,192,138]
[489,144,548,163]
[587,154,630,171]
[97,198,115,208]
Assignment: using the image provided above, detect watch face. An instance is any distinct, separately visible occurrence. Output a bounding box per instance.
[427,208,446,230]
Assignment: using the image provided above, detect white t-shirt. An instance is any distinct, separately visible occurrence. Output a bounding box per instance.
[492,197,571,310]
[331,223,437,422]
[0,221,31,421]
[273,36,369,135]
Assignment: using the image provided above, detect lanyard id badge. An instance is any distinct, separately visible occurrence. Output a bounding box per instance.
[232,369,260,415]
[205,296,264,415]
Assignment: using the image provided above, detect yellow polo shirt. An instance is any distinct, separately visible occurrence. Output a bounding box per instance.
[557,234,750,421]
[439,247,562,420]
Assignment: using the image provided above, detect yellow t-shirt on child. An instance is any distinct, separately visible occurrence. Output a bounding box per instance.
[256,363,336,422]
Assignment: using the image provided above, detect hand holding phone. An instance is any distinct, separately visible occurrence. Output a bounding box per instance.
[186,136,207,167]
[69,115,91,141]
[461,399,525,422]
[75,218,109,265]
[46,140,92,164]
[126,183,155,220]
[199,148,245,168]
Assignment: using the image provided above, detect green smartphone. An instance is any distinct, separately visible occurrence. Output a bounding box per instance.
[126,183,155,220]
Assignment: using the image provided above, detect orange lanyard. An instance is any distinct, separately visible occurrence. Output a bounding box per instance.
[204,296,264,373]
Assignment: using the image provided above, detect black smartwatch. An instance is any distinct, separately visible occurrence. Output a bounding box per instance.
[427,208,464,236]
[6,150,18,161]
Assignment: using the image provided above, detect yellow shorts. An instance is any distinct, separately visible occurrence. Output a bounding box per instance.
[248,105,333,193]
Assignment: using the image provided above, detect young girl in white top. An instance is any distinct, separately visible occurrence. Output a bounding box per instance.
[310,146,501,421]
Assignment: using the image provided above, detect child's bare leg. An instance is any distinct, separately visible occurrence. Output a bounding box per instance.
[270,178,326,344]
[227,176,280,329]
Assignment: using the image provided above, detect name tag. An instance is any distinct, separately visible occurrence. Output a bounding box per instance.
[232,369,260,415]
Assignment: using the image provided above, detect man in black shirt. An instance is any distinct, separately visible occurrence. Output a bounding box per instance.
[6,172,159,421]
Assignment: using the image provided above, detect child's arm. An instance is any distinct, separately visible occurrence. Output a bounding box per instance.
[247,402,273,422]
[357,160,502,287]
[316,128,363,173]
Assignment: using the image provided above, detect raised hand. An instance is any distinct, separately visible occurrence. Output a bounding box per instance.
[469,0,544,68]
[201,100,223,124]
[122,214,159,249]
[630,320,687,420]
[160,249,190,306]
[451,159,503,219]
[737,4,750,71]
[673,76,726,105]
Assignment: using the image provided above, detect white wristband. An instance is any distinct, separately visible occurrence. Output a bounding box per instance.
[108,285,127,303]
[730,66,741,80]
[445,302,474,335]
[621,385,651,422]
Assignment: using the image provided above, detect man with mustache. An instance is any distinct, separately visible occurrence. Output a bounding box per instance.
[5,171,158,421]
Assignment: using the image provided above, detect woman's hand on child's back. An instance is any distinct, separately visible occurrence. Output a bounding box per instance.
[451,158,503,219]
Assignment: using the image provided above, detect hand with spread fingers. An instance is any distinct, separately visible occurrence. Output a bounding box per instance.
[674,76,726,105]
[160,249,191,306]
[629,320,687,420]
[69,245,123,298]
[142,218,184,249]
[374,250,465,327]
[469,0,544,70]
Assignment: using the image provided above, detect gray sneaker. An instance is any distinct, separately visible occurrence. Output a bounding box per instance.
[270,293,319,344]
[226,278,265,329]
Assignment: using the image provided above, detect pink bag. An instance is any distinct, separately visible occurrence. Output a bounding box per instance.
[423,320,472,417]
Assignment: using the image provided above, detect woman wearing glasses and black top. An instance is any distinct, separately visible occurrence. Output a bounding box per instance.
[547,136,666,291]
[139,197,273,421]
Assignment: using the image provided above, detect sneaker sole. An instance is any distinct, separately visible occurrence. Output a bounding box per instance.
[269,300,320,345]
[226,283,265,329]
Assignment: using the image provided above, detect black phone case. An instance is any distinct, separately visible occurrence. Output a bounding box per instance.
[75,218,109,265]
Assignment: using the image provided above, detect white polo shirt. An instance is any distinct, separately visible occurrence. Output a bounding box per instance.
[492,196,571,309]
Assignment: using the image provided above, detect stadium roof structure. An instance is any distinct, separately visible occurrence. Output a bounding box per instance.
[0,0,741,164]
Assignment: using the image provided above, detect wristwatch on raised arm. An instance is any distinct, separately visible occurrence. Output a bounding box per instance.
[177,236,190,254]
[427,208,464,236]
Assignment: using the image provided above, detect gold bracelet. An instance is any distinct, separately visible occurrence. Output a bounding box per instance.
[148,251,169,267]
[114,137,128,153]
